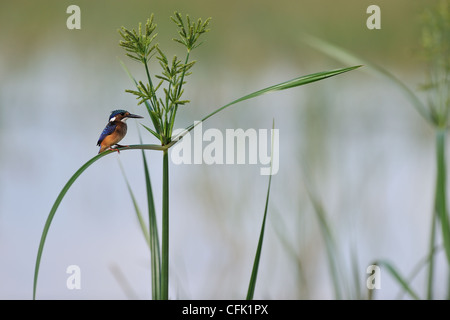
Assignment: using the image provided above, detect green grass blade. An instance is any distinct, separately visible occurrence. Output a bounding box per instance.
[372,260,421,300]
[141,148,162,299]
[33,144,166,299]
[246,120,275,300]
[137,127,162,299]
[33,151,108,299]
[115,144,171,151]
[174,66,361,140]
[118,159,150,247]
[301,34,432,124]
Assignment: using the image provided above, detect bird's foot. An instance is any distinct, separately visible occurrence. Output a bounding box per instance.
[110,144,128,154]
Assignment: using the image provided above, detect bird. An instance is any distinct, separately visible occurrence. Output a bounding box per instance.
[97,109,143,154]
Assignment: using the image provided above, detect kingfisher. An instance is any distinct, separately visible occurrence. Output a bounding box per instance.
[97,109,143,153]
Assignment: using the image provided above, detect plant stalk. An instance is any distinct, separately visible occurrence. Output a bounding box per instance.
[162,149,170,299]
[435,129,450,264]
[426,210,437,299]
[142,149,161,300]
[426,128,449,299]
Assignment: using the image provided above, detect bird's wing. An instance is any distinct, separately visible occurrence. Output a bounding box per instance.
[97,122,116,146]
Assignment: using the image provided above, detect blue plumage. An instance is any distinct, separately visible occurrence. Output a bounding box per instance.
[97,122,117,146]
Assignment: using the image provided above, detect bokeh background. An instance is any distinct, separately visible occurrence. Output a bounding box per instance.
[0,0,447,299]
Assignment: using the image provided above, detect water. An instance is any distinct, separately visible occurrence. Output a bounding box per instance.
[0,0,445,300]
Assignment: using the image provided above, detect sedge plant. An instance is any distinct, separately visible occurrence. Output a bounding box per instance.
[33,12,361,300]
[302,0,449,299]
[118,12,211,300]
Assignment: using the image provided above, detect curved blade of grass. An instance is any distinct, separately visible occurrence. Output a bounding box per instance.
[246,120,275,300]
[33,143,166,300]
[121,57,360,145]
[372,260,421,300]
[174,65,361,140]
[301,34,432,125]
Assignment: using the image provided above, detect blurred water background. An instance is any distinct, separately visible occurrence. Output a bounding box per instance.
[0,0,447,299]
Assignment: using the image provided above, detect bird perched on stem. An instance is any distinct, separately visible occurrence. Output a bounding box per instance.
[97,109,143,153]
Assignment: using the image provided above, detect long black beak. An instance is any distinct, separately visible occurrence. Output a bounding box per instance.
[126,113,144,119]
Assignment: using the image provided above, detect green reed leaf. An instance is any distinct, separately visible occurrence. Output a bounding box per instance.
[372,260,421,300]
[174,65,361,140]
[33,144,168,299]
[246,119,275,300]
